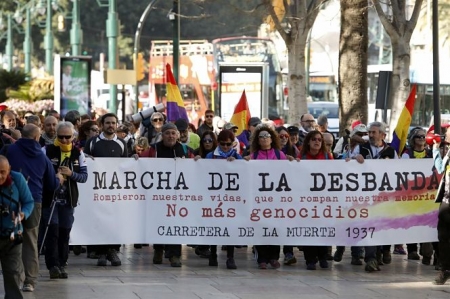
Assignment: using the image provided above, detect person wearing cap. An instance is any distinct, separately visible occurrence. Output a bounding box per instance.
[222,122,242,154]
[399,127,434,264]
[237,117,261,154]
[196,110,215,138]
[175,118,200,150]
[142,122,194,267]
[317,114,336,150]
[286,125,302,152]
[83,113,128,268]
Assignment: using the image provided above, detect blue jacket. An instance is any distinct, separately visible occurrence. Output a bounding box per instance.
[4,138,60,203]
[0,171,34,238]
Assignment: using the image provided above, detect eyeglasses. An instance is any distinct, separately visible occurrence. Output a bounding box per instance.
[414,135,426,139]
[205,115,214,118]
[259,133,271,139]
[152,118,163,122]
[218,127,223,130]
[302,120,315,123]
[58,135,72,140]
[203,138,213,144]
[279,134,289,139]
[311,137,322,142]
[219,142,232,147]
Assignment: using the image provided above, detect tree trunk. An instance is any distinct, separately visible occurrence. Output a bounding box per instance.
[287,31,309,124]
[338,0,368,135]
[388,38,412,133]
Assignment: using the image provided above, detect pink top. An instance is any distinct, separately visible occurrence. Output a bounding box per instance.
[252,148,287,160]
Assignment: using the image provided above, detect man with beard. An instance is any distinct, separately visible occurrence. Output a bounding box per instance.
[39,116,58,147]
[352,121,397,272]
[84,113,127,267]
[299,114,315,145]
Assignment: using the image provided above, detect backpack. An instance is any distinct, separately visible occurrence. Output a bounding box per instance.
[253,149,281,160]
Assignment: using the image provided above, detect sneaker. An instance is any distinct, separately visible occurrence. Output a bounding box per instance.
[195,247,211,258]
[382,250,392,264]
[170,256,182,267]
[422,256,431,266]
[209,255,218,267]
[351,256,363,265]
[59,267,68,279]
[376,249,384,266]
[407,251,420,260]
[269,259,280,269]
[258,262,267,269]
[226,258,237,269]
[107,249,121,266]
[97,254,107,266]
[22,284,34,292]
[333,250,344,262]
[306,263,316,270]
[153,249,163,264]
[365,259,380,272]
[393,245,406,255]
[49,266,61,279]
[319,260,329,269]
[434,270,450,285]
[72,245,82,256]
[284,253,297,265]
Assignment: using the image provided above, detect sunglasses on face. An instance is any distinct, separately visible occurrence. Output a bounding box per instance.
[219,142,232,147]
[279,134,289,139]
[259,133,271,139]
[205,115,214,118]
[152,118,163,122]
[203,138,213,144]
[311,137,322,142]
[302,120,315,123]
[414,135,426,139]
[58,135,72,140]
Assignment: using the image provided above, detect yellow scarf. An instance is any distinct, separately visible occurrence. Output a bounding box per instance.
[54,139,73,153]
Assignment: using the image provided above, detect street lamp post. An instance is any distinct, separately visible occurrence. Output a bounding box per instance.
[107,0,119,114]
[44,0,54,75]
[70,0,82,56]
[23,7,31,74]
[172,0,180,84]
[6,14,13,71]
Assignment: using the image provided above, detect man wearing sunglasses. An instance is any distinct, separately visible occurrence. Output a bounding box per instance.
[2,124,64,292]
[196,110,215,138]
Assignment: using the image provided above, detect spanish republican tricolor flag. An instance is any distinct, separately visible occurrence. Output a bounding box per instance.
[229,90,251,136]
[390,84,417,156]
[165,63,189,122]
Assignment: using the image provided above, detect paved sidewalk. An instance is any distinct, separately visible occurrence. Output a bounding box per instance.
[2,246,448,299]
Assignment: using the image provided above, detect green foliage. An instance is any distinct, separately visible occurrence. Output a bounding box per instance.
[0,69,28,102]
[7,78,54,102]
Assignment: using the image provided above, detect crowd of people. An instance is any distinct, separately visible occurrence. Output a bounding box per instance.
[0,106,448,299]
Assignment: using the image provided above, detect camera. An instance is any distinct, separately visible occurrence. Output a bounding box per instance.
[130,103,165,123]
[0,204,10,217]
[0,125,11,136]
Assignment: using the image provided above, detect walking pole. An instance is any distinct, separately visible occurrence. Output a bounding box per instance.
[39,192,59,256]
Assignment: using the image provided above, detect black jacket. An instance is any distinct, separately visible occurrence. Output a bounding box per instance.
[360,141,397,159]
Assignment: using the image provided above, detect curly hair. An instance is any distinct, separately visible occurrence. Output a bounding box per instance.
[199,130,218,158]
[78,120,98,143]
[300,130,327,157]
[249,124,281,153]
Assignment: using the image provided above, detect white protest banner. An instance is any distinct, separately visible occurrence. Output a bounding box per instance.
[70,158,440,246]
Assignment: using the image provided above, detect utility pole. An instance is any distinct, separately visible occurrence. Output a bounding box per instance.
[107,0,119,114]
[44,0,54,75]
[71,0,83,56]
[6,14,13,71]
[23,7,31,74]
[172,0,180,83]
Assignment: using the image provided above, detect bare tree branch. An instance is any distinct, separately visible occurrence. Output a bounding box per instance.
[264,0,290,44]
[406,0,424,39]
[372,0,398,38]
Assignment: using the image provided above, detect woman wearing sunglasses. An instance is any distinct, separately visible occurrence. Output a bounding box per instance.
[197,130,241,269]
[194,131,218,160]
[276,126,300,160]
[246,125,286,269]
[300,130,332,271]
